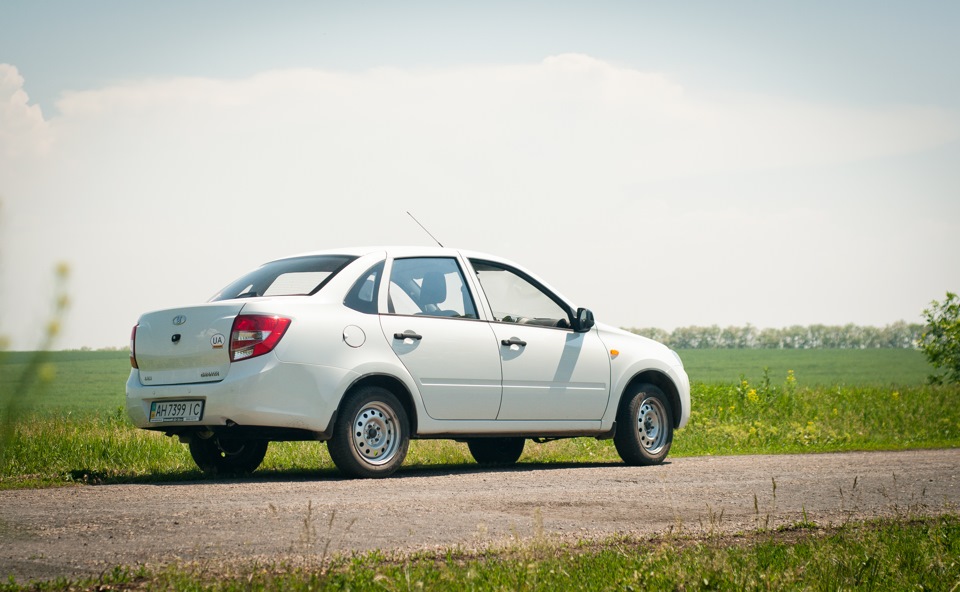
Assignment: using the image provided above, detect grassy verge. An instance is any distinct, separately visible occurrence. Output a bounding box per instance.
[3,515,958,591]
[2,378,957,489]
[678,378,960,455]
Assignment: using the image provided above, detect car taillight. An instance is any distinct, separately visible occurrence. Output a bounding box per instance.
[130,325,139,369]
[230,315,292,362]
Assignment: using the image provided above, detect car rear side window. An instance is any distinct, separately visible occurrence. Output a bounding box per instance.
[210,255,357,301]
[344,260,384,314]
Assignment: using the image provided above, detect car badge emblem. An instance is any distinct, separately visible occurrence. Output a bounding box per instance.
[172,315,187,326]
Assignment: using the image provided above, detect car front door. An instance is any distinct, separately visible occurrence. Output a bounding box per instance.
[469,259,611,421]
[378,256,503,420]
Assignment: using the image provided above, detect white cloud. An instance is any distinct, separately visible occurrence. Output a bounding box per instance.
[48,53,960,187]
[0,64,51,163]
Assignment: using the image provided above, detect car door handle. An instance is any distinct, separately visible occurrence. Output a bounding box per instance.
[394,330,423,341]
[501,337,527,347]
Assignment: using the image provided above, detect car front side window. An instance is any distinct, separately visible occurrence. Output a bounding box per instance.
[387,257,478,319]
[470,260,571,329]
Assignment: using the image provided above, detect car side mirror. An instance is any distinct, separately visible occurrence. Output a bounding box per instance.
[573,308,595,332]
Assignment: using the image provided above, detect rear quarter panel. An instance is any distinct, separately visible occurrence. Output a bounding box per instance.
[240,298,429,429]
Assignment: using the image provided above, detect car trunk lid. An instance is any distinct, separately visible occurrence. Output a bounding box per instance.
[134,303,244,386]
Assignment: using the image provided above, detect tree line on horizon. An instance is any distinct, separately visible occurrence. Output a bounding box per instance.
[625,321,924,349]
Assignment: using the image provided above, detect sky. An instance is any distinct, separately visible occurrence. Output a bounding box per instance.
[1,1,959,350]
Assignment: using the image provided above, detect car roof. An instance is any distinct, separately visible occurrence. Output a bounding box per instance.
[273,246,513,264]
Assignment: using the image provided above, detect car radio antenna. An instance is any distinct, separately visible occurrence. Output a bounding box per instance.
[406,211,444,247]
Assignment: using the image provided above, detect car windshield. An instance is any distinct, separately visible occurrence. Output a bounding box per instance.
[209,255,357,301]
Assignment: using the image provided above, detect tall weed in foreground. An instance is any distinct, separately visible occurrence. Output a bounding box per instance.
[0,263,70,466]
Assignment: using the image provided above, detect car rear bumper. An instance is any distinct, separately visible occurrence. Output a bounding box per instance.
[125,352,357,435]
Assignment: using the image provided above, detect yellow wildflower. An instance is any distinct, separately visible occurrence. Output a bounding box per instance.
[38,363,57,383]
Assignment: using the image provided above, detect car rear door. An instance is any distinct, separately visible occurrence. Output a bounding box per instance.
[378,256,503,420]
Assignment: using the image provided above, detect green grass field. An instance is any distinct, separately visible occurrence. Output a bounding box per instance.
[680,348,933,385]
[0,350,129,414]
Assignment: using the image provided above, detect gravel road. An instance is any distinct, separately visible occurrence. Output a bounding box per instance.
[1,448,958,582]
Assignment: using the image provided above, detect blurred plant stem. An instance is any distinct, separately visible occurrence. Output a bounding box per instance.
[0,262,70,461]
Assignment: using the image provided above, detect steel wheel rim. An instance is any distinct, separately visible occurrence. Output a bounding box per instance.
[637,397,668,454]
[352,402,400,466]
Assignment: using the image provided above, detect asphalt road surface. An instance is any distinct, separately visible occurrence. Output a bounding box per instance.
[2,448,958,582]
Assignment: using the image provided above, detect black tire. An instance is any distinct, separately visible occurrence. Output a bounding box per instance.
[328,386,410,479]
[614,384,673,466]
[188,435,268,476]
[466,437,525,465]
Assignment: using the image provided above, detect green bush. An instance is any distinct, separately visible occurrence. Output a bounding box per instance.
[921,291,960,384]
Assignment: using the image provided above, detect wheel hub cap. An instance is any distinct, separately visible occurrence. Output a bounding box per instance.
[637,397,667,453]
[352,403,399,466]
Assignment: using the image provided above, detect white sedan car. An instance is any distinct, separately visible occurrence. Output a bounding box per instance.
[127,247,690,478]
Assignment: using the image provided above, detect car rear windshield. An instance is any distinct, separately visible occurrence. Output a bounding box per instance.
[209,255,357,301]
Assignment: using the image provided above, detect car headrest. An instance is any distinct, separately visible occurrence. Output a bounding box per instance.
[419,272,447,306]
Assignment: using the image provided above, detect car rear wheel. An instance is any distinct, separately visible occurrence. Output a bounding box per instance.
[188,434,268,476]
[466,437,525,465]
[328,386,410,479]
[614,384,673,466]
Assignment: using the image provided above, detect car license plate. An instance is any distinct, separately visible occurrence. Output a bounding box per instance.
[149,400,204,423]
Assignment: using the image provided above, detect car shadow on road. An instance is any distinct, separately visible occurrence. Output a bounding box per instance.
[73,460,672,487]
[65,466,326,486]
[396,460,672,480]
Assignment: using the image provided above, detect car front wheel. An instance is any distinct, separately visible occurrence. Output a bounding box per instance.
[466,437,525,465]
[328,386,410,479]
[614,384,673,465]
[188,434,268,476]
